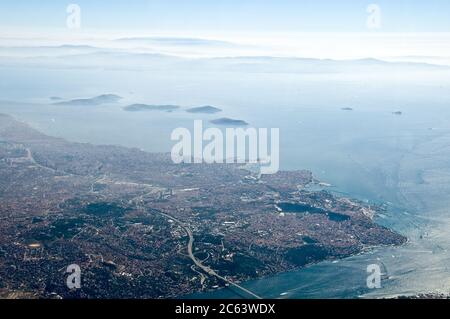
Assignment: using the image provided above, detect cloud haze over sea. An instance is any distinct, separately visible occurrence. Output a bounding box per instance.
[2,32,450,66]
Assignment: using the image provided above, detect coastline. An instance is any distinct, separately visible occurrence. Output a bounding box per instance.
[185,180,409,299]
[0,113,408,299]
[185,209,408,299]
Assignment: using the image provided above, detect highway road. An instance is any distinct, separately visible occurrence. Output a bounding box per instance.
[155,210,262,299]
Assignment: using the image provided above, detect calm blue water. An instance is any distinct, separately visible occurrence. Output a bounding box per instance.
[1,66,450,298]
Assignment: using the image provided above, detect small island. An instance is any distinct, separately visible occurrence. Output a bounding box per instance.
[123,104,180,112]
[186,106,222,114]
[341,107,353,111]
[54,94,122,106]
[210,118,249,126]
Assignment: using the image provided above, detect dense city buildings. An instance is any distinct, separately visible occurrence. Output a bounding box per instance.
[0,114,405,299]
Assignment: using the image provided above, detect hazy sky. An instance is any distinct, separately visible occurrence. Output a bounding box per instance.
[1,0,450,34]
[1,1,450,61]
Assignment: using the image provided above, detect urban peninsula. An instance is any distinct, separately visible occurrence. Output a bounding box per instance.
[0,113,406,299]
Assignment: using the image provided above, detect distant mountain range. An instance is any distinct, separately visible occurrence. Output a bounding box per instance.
[2,41,449,73]
[115,36,235,47]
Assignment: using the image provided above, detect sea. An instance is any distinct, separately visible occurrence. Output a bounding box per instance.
[1,65,449,298]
